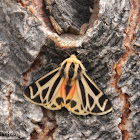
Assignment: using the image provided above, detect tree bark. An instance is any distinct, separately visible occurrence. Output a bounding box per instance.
[0,0,139,140]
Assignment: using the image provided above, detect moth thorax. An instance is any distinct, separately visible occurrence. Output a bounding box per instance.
[65,62,75,79]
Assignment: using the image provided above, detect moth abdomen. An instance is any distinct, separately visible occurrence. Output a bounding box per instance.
[65,84,71,95]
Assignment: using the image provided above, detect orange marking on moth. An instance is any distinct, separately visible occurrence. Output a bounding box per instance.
[60,79,66,99]
[66,82,76,100]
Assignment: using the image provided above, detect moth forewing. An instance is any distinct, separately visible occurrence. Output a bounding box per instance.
[81,73,112,115]
[82,75,101,110]
[24,68,59,104]
[38,70,60,102]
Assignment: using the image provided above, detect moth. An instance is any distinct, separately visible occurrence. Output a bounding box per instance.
[24,55,112,115]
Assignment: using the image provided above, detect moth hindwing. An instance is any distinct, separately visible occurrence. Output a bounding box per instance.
[24,55,112,115]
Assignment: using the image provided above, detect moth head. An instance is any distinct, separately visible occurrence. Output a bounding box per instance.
[61,55,85,70]
[60,55,86,79]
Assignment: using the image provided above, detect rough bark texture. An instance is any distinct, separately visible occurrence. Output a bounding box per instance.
[0,0,139,140]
